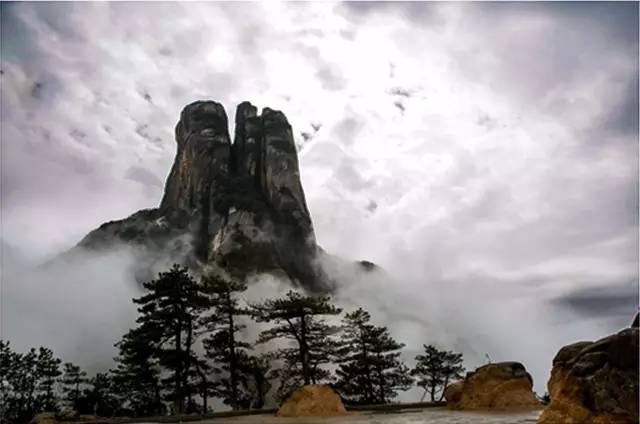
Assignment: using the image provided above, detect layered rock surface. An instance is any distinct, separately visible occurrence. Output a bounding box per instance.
[276,385,349,417]
[538,327,639,424]
[444,362,541,411]
[75,100,358,291]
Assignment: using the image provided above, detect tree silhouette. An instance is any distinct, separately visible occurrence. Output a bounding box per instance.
[253,290,341,396]
[131,264,210,413]
[411,344,465,401]
[112,326,164,416]
[35,347,62,411]
[61,362,87,410]
[201,273,250,410]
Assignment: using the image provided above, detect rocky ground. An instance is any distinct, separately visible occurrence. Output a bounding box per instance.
[188,408,540,424]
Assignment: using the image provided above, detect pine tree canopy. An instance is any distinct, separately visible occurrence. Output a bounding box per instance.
[336,308,412,404]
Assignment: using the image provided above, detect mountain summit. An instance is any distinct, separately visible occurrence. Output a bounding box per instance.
[77,101,340,291]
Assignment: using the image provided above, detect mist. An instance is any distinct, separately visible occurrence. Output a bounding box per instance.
[0,217,635,400]
[0,245,142,372]
[320,255,634,398]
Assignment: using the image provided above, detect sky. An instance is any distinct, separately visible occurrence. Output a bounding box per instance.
[1,1,638,398]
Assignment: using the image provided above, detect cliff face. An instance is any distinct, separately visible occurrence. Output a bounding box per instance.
[77,100,333,291]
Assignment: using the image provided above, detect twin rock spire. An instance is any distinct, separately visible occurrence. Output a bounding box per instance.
[80,101,329,291]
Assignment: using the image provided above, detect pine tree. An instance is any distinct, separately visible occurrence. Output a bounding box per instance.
[0,341,28,423]
[253,290,342,398]
[132,264,210,413]
[411,344,465,401]
[237,353,272,409]
[61,362,87,410]
[35,347,62,411]
[0,342,43,423]
[439,351,464,401]
[201,274,250,410]
[0,341,14,421]
[77,372,120,416]
[191,356,215,415]
[112,325,164,416]
[335,308,377,404]
[336,309,412,404]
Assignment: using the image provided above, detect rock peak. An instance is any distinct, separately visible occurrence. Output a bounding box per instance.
[161,100,317,283]
[79,100,329,291]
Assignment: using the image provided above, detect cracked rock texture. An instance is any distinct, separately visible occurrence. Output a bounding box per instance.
[444,362,541,411]
[538,327,639,424]
[76,100,360,291]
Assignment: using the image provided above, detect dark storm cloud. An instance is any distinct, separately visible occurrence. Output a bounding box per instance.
[482,2,639,45]
[552,280,638,321]
[601,75,640,136]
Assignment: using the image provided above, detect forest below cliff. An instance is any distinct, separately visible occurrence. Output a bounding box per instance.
[1,265,465,424]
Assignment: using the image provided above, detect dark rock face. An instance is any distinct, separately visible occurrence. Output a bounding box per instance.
[539,327,639,424]
[78,100,334,291]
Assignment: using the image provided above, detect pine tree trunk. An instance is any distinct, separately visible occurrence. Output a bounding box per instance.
[154,381,161,415]
[255,376,264,409]
[75,379,80,408]
[46,381,54,410]
[185,319,193,411]
[439,376,449,402]
[227,291,239,410]
[174,307,183,414]
[201,375,207,415]
[360,328,373,404]
[376,359,385,404]
[300,314,310,385]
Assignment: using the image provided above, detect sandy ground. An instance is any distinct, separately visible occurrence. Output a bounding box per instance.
[173,407,541,424]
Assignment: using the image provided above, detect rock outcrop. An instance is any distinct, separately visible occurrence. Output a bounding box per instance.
[538,327,639,424]
[74,100,370,291]
[276,384,349,417]
[444,362,541,411]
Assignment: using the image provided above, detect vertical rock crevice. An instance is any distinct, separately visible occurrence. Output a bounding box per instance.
[71,98,387,291]
[75,100,359,292]
[159,100,325,290]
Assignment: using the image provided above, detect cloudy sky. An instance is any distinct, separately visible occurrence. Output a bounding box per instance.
[1,2,638,395]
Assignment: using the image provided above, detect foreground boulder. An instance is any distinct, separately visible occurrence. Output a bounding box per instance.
[539,327,639,424]
[277,384,350,417]
[444,362,541,410]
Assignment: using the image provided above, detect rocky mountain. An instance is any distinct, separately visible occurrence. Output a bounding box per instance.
[74,100,371,292]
